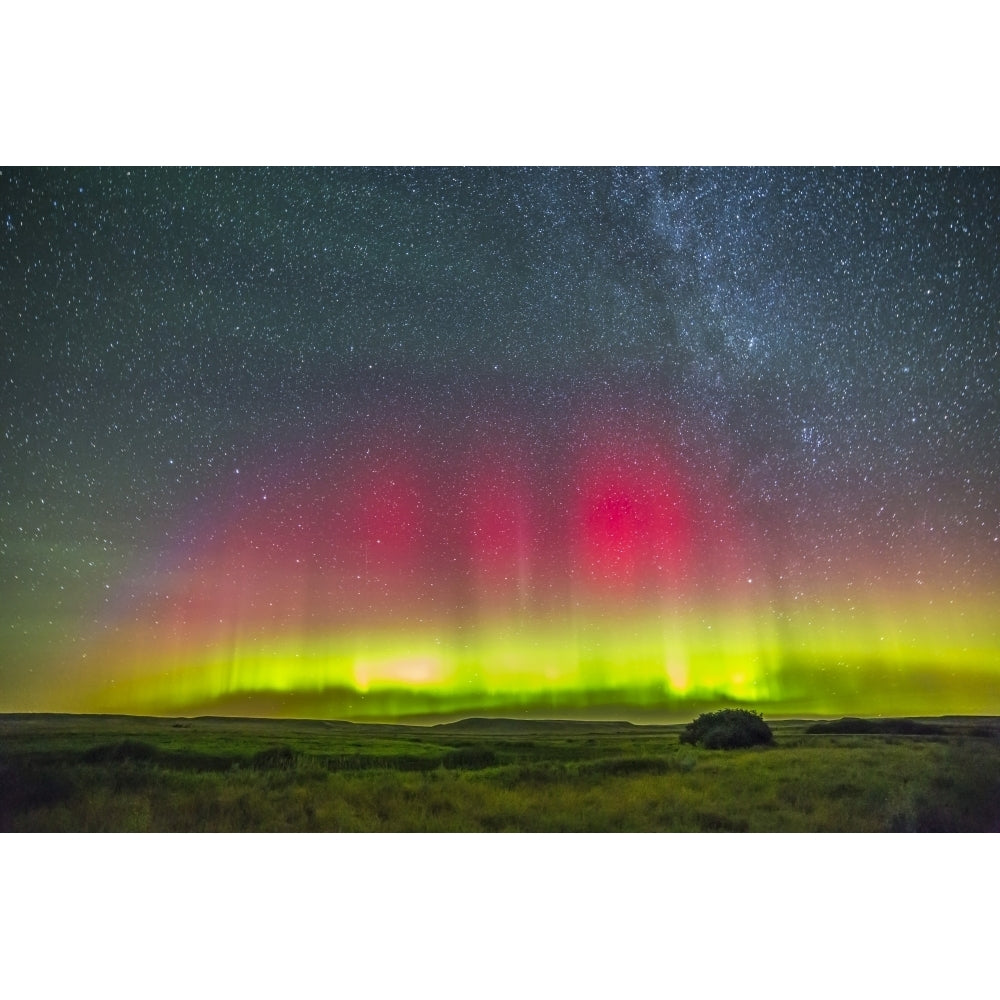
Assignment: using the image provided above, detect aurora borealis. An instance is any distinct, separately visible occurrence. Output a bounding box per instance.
[3,167,999,721]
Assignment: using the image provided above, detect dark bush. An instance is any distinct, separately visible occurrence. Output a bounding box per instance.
[82,740,161,763]
[390,754,441,772]
[321,753,438,772]
[695,810,750,832]
[251,745,297,769]
[506,762,562,785]
[442,746,499,770]
[80,741,232,772]
[578,757,672,778]
[967,725,996,738]
[0,763,75,826]
[680,710,773,749]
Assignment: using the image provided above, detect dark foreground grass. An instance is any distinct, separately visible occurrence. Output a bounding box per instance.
[2,714,998,832]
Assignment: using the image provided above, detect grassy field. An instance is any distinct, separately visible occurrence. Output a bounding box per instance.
[2,713,998,832]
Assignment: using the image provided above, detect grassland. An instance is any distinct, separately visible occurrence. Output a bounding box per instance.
[2,713,998,832]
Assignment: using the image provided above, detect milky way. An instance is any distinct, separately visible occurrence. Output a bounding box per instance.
[2,167,998,719]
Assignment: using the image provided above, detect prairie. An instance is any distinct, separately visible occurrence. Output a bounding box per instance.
[1,713,998,832]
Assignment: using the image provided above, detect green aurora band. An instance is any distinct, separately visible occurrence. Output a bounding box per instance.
[78,597,999,720]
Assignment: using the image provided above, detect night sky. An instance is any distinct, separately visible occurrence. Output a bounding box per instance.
[3,166,999,720]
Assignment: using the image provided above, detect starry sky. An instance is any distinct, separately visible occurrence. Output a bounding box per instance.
[2,166,998,721]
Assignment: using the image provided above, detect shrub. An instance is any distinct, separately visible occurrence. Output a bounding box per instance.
[251,745,297,769]
[680,709,773,749]
[578,757,672,778]
[82,740,160,763]
[442,746,498,770]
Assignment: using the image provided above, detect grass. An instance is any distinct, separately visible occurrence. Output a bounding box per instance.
[1,713,998,832]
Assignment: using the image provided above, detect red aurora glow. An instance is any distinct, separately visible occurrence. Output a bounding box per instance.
[130,394,752,644]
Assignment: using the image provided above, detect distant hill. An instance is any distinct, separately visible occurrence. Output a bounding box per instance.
[806,716,999,737]
[806,717,946,736]
[432,717,641,735]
